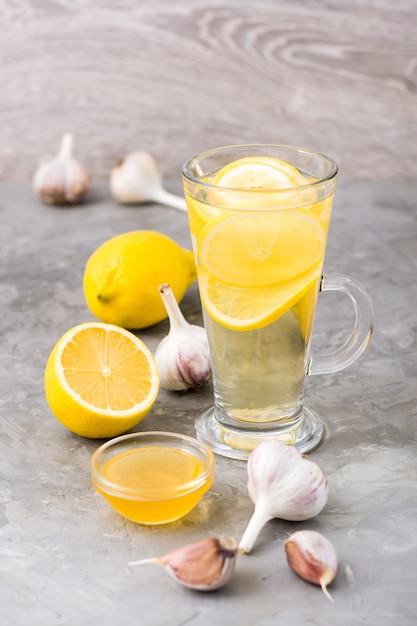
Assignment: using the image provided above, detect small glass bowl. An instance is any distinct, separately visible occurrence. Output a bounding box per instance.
[91,431,215,525]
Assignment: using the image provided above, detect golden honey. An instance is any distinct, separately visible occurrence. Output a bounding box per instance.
[92,441,214,525]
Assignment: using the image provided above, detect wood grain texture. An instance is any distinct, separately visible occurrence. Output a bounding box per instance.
[0,0,416,182]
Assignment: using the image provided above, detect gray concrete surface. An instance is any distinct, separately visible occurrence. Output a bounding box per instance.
[1,180,416,625]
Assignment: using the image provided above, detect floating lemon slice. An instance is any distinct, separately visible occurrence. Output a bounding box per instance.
[212,156,306,189]
[198,266,321,331]
[187,156,309,237]
[199,211,325,288]
[190,156,327,331]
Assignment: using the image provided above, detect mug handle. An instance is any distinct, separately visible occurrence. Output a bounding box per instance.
[307,273,374,376]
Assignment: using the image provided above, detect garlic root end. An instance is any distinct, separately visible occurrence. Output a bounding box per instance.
[128,557,159,567]
[320,580,335,603]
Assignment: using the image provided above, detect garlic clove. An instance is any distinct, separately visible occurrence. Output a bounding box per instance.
[239,441,328,554]
[129,537,238,591]
[33,133,91,205]
[109,151,187,211]
[285,530,338,602]
[155,283,212,391]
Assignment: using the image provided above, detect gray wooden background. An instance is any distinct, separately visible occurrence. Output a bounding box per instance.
[1,0,416,183]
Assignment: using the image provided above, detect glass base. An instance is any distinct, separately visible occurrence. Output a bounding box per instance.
[195,406,325,460]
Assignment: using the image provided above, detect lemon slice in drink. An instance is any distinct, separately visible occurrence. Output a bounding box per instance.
[199,211,325,288]
[187,156,308,237]
[195,156,326,330]
[198,266,321,331]
[212,156,306,189]
[197,207,325,331]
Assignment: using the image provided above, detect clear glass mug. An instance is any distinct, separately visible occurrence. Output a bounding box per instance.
[182,145,373,460]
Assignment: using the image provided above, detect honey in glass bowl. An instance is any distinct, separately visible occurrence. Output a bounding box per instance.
[91,432,215,525]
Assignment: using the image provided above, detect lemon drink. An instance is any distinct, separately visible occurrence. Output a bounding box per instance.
[183,148,337,457]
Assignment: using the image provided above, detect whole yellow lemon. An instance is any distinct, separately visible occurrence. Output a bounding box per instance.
[83,230,196,329]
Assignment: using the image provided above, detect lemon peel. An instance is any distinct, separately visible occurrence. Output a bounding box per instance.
[83,230,196,329]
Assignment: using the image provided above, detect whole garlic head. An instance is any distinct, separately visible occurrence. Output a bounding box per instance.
[155,284,212,391]
[110,151,186,211]
[32,133,91,205]
[110,151,160,204]
[239,441,329,554]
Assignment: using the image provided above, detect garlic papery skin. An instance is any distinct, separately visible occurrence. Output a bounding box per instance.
[33,133,91,205]
[109,151,187,212]
[239,441,328,554]
[155,283,212,391]
[129,537,238,591]
[285,530,338,602]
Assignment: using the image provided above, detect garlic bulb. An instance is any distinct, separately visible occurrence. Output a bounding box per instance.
[109,151,187,211]
[33,133,91,205]
[285,530,338,602]
[239,441,328,554]
[155,283,212,391]
[129,537,238,591]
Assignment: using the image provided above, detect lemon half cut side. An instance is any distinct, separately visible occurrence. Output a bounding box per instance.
[44,322,160,438]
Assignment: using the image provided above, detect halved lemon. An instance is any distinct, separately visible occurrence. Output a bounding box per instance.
[198,266,321,331]
[199,211,325,288]
[44,322,159,438]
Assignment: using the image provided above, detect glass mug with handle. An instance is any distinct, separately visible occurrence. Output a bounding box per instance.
[182,145,373,460]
